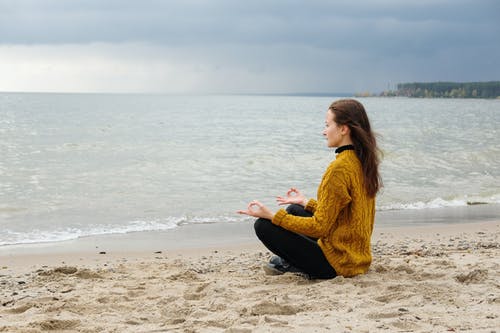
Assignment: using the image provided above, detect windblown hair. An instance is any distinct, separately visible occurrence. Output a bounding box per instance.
[329,99,382,197]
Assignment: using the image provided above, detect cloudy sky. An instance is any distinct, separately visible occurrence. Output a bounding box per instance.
[1,0,499,94]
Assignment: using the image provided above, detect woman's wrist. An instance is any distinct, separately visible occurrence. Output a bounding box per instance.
[302,198,308,207]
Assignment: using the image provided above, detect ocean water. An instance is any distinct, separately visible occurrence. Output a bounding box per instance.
[1,93,499,246]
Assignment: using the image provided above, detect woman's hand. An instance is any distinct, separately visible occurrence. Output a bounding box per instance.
[276,187,308,206]
[237,200,274,220]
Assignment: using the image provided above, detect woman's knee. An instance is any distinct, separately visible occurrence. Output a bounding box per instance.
[254,218,273,238]
[286,204,306,216]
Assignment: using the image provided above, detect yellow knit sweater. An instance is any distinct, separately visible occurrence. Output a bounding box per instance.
[272,150,375,277]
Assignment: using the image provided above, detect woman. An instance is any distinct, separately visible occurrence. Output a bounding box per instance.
[237,99,382,279]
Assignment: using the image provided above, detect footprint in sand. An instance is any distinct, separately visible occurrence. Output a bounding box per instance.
[74,269,103,279]
[53,266,78,274]
[374,292,407,303]
[183,281,211,301]
[36,319,80,330]
[6,303,33,314]
[454,269,488,284]
[39,266,102,279]
[249,301,299,316]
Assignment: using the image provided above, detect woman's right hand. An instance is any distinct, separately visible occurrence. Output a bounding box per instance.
[276,187,308,206]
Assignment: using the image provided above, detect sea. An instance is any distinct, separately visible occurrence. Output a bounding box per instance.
[1,93,499,246]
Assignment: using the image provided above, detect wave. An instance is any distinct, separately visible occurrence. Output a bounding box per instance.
[2,196,499,246]
[378,194,500,211]
[0,215,248,247]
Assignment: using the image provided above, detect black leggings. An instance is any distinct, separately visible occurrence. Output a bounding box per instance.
[254,204,337,279]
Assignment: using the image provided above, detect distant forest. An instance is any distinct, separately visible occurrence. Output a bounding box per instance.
[378,81,500,99]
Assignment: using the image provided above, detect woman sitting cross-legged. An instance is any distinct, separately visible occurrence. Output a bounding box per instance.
[237,99,382,279]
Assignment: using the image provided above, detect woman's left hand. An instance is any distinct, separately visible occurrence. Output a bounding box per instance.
[237,200,274,220]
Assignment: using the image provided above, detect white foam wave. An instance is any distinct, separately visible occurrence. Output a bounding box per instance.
[0,218,180,247]
[2,195,498,246]
[379,194,500,211]
[0,215,250,247]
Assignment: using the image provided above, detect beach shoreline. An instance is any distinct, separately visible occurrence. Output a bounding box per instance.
[1,219,498,274]
[1,203,498,260]
[1,216,499,332]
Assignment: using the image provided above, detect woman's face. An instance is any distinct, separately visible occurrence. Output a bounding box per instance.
[323,109,345,148]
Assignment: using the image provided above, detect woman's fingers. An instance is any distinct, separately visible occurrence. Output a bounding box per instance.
[248,200,262,210]
[286,188,301,198]
[237,200,262,216]
[237,200,274,220]
[276,196,291,205]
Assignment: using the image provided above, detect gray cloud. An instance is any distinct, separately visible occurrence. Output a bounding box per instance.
[2,1,499,47]
[0,0,499,93]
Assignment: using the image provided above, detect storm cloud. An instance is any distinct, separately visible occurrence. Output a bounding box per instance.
[1,0,499,93]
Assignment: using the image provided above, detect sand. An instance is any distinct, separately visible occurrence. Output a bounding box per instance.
[1,221,499,333]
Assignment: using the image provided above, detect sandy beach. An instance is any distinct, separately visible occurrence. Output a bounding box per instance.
[1,218,499,332]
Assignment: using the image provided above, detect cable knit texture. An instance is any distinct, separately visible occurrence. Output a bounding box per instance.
[272,150,375,277]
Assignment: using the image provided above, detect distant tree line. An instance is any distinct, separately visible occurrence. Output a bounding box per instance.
[379,81,500,99]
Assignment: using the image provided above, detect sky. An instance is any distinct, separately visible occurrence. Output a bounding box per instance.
[0,0,499,94]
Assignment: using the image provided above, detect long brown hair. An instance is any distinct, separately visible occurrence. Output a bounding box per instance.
[329,99,382,197]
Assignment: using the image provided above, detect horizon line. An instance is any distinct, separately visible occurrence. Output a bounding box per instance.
[0,90,355,97]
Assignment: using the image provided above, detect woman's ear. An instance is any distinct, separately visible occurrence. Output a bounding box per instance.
[341,124,351,136]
